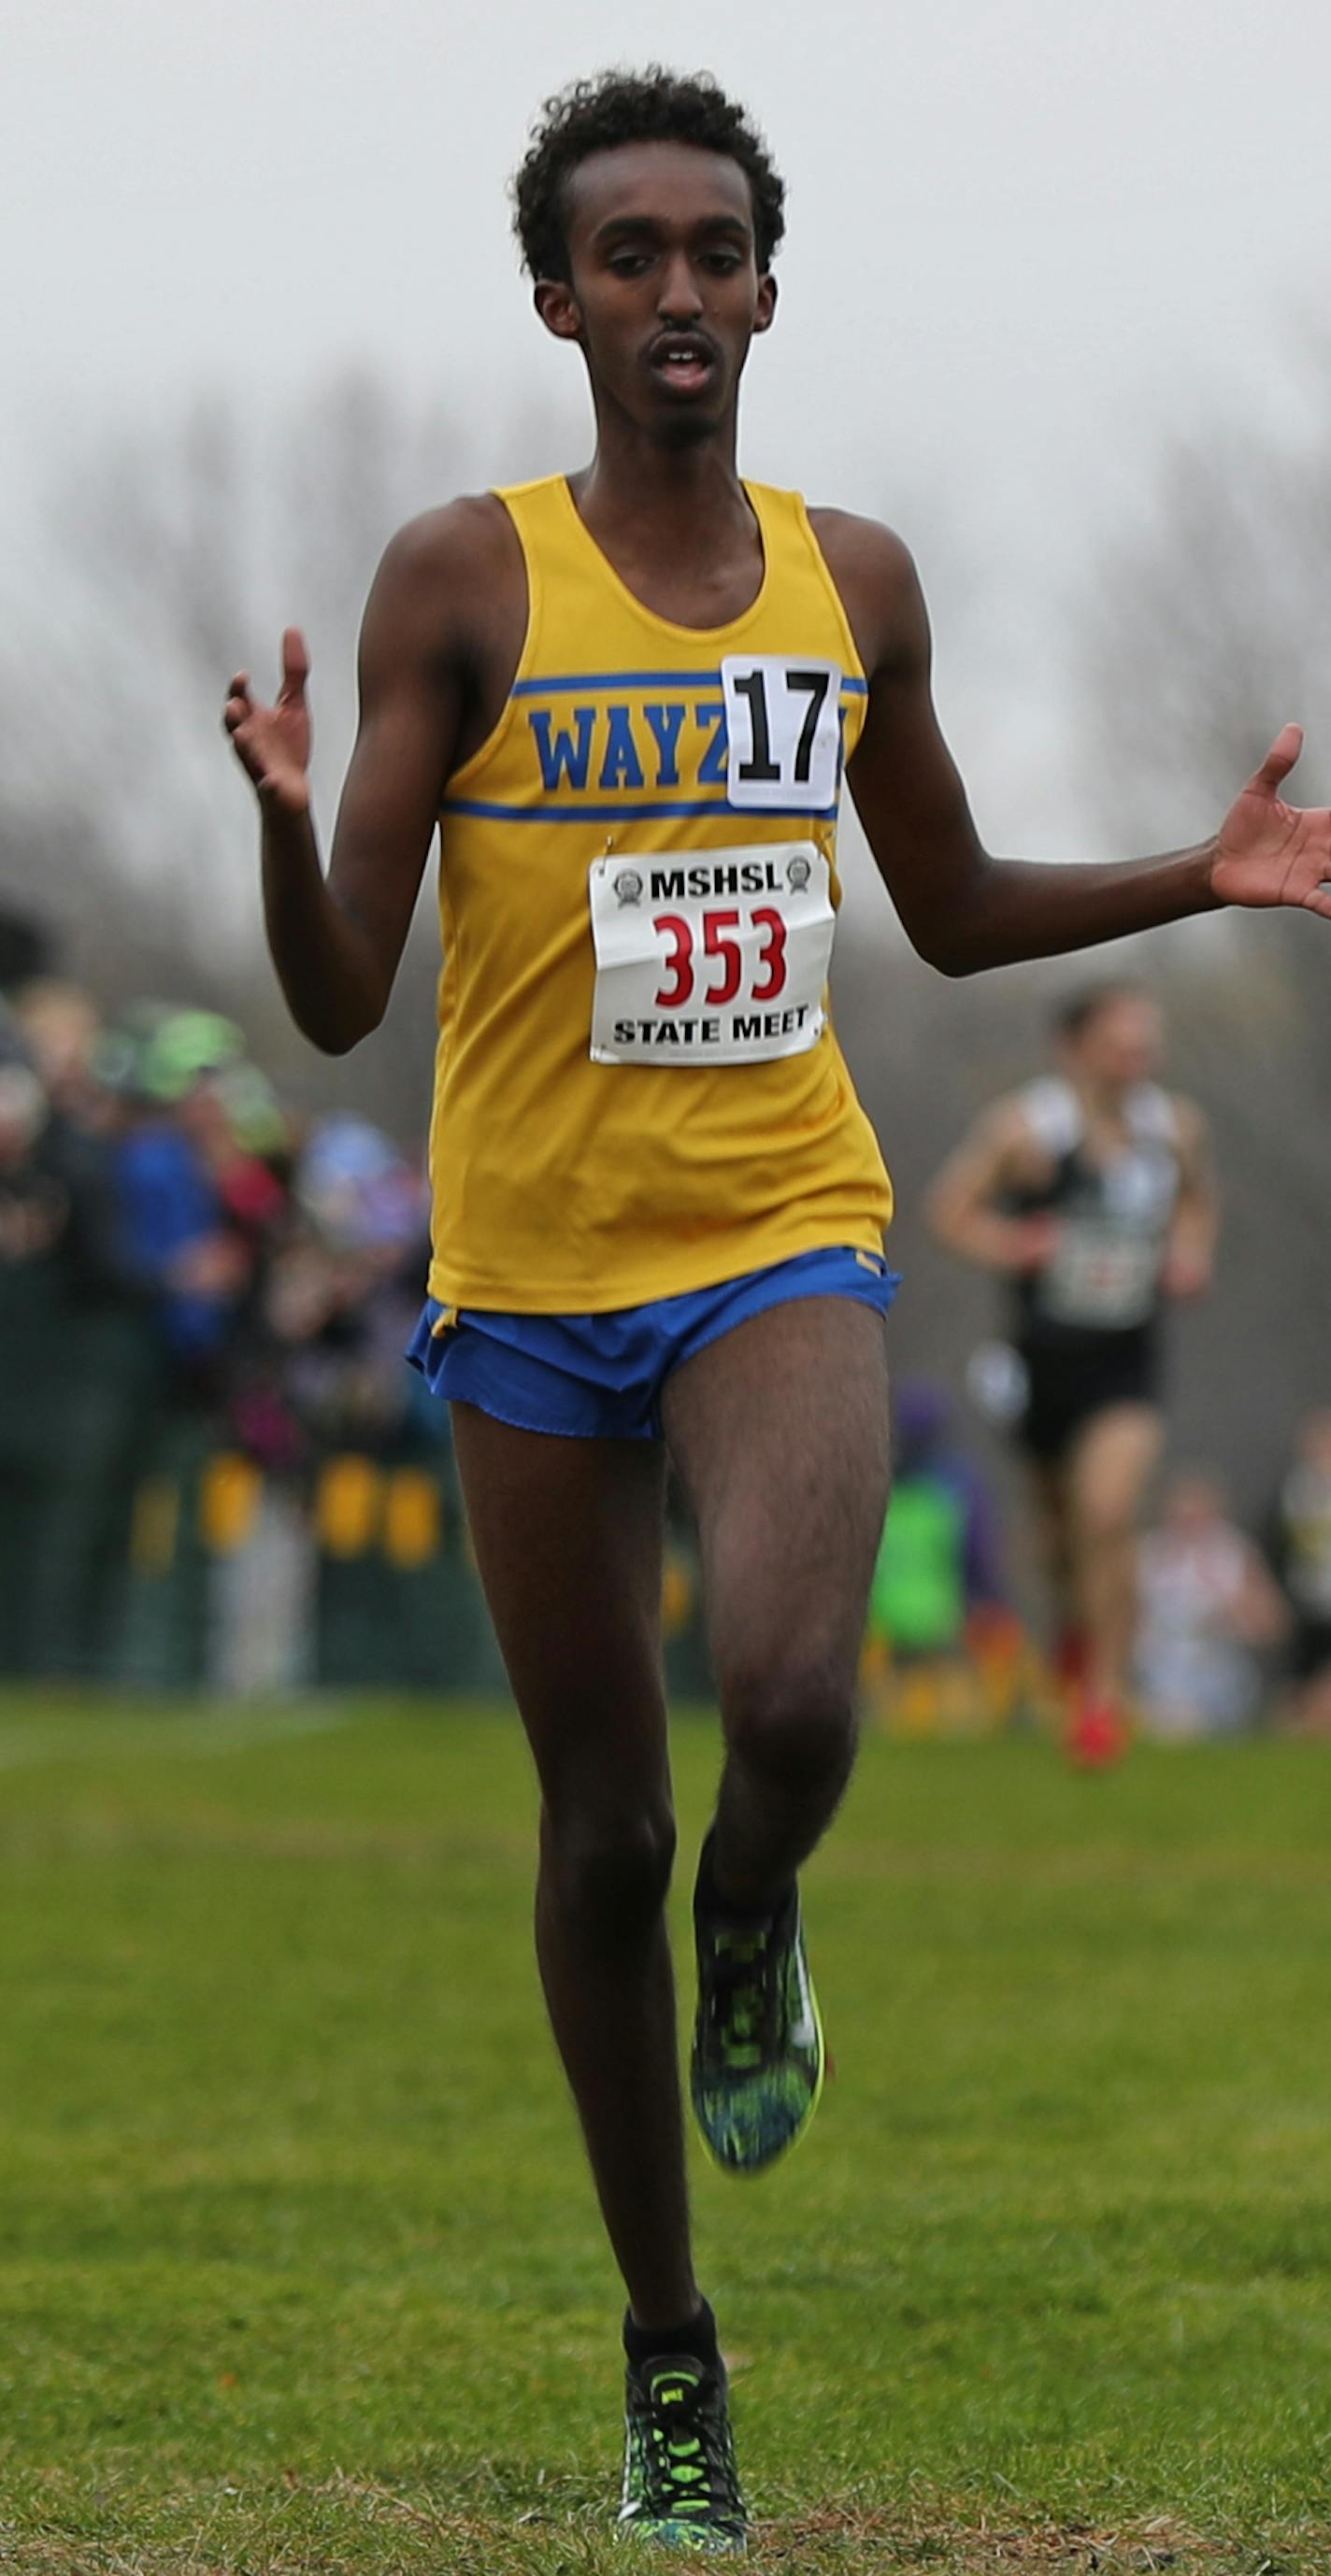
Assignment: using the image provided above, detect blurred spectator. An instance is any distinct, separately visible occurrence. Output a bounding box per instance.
[1135,1469,1288,1741]
[12,978,110,1131]
[97,1008,294,1683]
[0,1004,156,1674]
[863,1382,1028,1735]
[233,1115,440,1693]
[107,1008,281,1389]
[867,1381,1005,1658]
[1266,1411,1331,1733]
[262,1114,433,1460]
[0,981,471,1692]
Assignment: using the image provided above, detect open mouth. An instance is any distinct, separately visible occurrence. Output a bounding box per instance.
[648,334,720,396]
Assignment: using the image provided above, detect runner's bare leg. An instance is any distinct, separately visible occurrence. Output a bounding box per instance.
[663,1299,893,1913]
[451,1407,696,2331]
[1025,1457,1076,1639]
[1065,1402,1163,1703]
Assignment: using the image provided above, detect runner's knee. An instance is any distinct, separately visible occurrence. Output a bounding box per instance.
[540,1799,677,1936]
[718,1657,857,1795]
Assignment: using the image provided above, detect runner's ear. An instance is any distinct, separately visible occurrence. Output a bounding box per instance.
[535,278,583,343]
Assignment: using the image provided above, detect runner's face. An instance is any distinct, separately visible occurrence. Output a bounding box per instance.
[537,142,775,442]
[1069,996,1165,1091]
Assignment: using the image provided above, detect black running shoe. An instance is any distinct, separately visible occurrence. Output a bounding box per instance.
[691,1884,824,2176]
[618,2351,747,2555]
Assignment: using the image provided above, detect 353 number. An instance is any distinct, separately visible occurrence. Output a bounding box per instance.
[653,906,788,1008]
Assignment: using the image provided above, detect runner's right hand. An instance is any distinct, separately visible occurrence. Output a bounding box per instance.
[223,629,312,817]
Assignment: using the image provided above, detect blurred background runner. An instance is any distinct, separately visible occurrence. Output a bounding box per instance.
[924,983,1217,1763]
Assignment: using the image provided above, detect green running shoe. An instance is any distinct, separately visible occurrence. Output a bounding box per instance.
[691,1884,824,2175]
[618,2351,747,2555]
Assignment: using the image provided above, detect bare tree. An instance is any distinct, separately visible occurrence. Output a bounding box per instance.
[1081,421,1331,848]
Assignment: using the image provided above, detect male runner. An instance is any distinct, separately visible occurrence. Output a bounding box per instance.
[924,983,1217,1760]
[224,70,1331,2554]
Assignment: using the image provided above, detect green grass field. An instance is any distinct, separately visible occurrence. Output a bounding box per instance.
[1,1693,1328,2575]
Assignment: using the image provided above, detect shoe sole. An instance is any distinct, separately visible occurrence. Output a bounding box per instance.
[691,1956,826,2181]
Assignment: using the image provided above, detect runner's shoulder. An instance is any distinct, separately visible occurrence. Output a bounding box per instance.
[807,506,915,579]
[373,494,520,610]
[360,491,527,675]
[975,1088,1065,1182]
[806,508,925,676]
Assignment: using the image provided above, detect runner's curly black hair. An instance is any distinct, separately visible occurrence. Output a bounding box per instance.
[511,68,786,283]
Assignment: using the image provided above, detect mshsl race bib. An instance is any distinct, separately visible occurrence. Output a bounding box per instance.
[588,844,836,1067]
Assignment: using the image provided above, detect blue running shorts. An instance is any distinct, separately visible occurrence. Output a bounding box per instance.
[407,1245,901,1442]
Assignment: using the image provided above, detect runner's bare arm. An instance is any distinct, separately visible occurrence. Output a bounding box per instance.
[1161,1098,1218,1298]
[923,1101,1060,1274]
[223,500,503,1053]
[815,514,1331,972]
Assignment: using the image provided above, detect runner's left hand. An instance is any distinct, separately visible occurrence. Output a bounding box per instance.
[1161,1244,1211,1301]
[1210,725,1331,918]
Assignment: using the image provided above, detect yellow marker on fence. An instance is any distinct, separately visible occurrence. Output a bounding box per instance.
[199,1453,264,1557]
[382,1470,442,1572]
[316,1455,385,1559]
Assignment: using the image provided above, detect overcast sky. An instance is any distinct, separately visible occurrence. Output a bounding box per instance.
[7,0,1331,848]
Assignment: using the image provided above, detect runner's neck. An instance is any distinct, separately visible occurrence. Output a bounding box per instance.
[567,432,763,625]
[1071,1074,1138,1140]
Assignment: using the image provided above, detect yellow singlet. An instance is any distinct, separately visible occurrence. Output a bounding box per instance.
[426,473,892,1313]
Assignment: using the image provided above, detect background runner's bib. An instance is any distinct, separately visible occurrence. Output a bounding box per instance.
[1037,1223,1162,1331]
[428,475,892,1313]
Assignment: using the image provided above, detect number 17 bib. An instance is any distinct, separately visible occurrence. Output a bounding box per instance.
[588,843,836,1067]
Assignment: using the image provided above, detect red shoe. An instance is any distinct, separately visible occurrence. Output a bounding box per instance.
[1066,1695,1129,1769]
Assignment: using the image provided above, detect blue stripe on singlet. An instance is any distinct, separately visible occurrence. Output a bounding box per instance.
[439,797,839,823]
[507,671,869,696]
